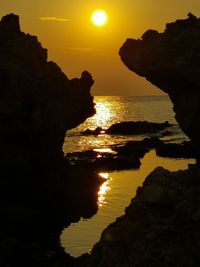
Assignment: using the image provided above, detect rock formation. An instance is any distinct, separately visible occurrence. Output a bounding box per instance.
[88,166,200,267]
[86,14,200,267]
[0,14,99,266]
[106,121,171,135]
[0,13,95,161]
[119,13,200,145]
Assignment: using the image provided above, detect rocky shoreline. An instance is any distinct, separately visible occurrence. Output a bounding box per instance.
[1,13,200,267]
[120,13,200,147]
[66,137,197,172]
[87,165,200,267]
[0,14,101,266]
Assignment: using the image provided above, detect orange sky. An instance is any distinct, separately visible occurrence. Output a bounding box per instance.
[1,1,200,95]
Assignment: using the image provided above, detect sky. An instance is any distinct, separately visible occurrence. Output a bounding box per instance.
[1,1,200,95]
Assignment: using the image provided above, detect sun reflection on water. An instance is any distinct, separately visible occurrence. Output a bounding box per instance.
[94,101,112,128]
[98,173,112,207]
[94,148,115,154]
[85,97,122,130]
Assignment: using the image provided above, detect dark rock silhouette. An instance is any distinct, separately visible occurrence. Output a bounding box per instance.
[0,13,95,161]
[80,121,171,137]
[106,121,171,135]
[1,13,199,267]
[82,127,102,136]
[88,165,200,267]
[86,14,200,267]
[0,14,99,266]
[119,14,200,145]
[66,138,197,173]
[156,141,200,159]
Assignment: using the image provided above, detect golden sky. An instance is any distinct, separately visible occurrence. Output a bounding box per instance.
[1,1,200,95]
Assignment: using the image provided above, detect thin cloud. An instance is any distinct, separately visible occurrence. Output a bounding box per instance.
[66,47,104,52]
[39,17,69,22]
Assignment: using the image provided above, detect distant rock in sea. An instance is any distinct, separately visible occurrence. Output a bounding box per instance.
[80,121,171,136]
[106,121,171,135]
[119,13,200,146]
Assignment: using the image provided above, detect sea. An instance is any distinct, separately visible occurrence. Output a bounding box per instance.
[61,95,195,257]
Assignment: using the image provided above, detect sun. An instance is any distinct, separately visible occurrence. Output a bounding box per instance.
[91,10,108,27]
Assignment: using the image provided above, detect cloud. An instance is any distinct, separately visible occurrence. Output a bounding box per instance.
[39,17,69,22]
[66,47,104,52]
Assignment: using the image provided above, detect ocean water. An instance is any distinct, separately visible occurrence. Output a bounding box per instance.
[63,95,186,153]
[61,96,194,257]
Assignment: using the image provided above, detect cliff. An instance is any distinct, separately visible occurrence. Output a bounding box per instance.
[0,13,95,162]
[119,13,200,145]
[0,14,98,266]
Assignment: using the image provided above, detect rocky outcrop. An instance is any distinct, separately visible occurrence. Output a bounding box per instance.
[82,127,102,136]
[0,14,98,266]
[119,13,200,145]
[106,121,171,135]
[66,137,165,171]
[156,141,200,159]
[80,121,171,136]
[88,165,200,267]
[0,13,95,162]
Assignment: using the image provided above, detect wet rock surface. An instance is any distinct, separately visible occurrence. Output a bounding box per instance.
[119,13,200,146]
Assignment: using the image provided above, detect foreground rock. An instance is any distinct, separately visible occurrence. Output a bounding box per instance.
[0,14,98,266]
[88,165,200,267]
[120,13,200,145]
[0,13,95,161]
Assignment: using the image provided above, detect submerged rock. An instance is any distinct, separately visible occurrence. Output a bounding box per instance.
[119,14,200,145]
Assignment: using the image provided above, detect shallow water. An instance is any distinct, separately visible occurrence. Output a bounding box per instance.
[61,150,195,257]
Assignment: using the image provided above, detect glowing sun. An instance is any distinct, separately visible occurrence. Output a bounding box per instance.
[91,10,108,27]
